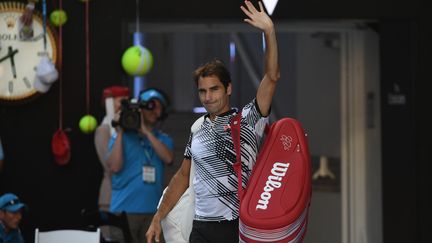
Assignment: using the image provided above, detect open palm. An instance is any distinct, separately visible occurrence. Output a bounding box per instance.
[240,1,274,32]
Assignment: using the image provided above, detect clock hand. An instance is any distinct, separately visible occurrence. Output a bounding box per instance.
[0,49,18,63]
[8,46,17,79]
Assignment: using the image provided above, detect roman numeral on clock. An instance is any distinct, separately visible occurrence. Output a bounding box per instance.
[8,81,13,93]
[23,77,31,89]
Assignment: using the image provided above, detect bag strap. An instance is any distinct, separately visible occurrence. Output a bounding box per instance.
[230,112,244,201]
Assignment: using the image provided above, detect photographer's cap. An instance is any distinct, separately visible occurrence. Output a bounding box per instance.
[103,86,130,99]
[138,89,167,107]
[0,193,28,213]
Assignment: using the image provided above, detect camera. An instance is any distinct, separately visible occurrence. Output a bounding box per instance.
[111,98,156,131]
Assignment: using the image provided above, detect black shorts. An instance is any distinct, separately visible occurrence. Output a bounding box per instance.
[189,218,239,243]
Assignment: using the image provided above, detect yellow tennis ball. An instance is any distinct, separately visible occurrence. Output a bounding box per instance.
[121,45,154,76]
[50,9,67,27]
[79,115,97,134]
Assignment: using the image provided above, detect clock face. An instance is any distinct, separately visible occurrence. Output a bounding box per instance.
[0,2,57,104]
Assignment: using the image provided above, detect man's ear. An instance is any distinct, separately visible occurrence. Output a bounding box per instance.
[227,83,232,96]
[0,210,5,219]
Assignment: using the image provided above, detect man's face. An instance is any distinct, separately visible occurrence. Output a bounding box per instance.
[0,210,22,232]
[141,99,163,125]
[198,75,231,118]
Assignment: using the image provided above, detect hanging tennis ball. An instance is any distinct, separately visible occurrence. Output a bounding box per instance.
[121,45,154,76]
[79,115,97,134]
[50,9,68,27]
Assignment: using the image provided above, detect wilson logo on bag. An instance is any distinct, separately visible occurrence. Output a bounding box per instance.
[231,117,312,243]
[256,162,290,210]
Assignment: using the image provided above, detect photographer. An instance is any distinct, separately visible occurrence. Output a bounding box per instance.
[106,88,174,243]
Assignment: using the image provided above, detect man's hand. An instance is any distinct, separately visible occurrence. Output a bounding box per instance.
[146,215,162,243]
[240,1,274,33]
[113,111,123,133]
[139,112,151,136]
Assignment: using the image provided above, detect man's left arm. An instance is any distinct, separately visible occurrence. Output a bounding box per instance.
[241,1,280,117]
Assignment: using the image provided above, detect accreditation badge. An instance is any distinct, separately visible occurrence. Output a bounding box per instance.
[143,165,156,183]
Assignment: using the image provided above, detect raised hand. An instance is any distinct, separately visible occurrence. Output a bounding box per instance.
[240,1,279,117]
[240,1,274,33]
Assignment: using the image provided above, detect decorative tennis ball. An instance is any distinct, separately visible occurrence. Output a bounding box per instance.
[121,45,154,76]
[50,9,67,27]
[79,115,97,134]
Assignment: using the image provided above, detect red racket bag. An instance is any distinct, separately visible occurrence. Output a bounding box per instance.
[233,118,312,243]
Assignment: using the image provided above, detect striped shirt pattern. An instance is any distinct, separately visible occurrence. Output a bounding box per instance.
[184,99,268,221]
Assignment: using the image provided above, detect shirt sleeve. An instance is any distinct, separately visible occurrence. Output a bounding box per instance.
[183,133,193,159]
[242,99,269,138]
[243,99,269,125]
[158,133,174,151]
[107,132,118,152]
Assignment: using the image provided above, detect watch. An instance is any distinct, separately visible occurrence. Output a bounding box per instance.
[0,1,57,104]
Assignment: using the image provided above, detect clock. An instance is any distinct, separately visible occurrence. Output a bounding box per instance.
[0,1,57,104]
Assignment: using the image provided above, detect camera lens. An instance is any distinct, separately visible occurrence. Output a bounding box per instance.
[120,109,141,131]
[142,100,156,110]
[116,98,142,131]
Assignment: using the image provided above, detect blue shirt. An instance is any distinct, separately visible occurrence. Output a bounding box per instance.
[0,222,25,243]
[108,130,173,214]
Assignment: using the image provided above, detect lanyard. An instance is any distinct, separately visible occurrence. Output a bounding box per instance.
[140,137,154,165]
[143,149,153,165]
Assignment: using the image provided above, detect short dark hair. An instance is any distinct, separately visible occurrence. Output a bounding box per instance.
[192,59,231,89]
